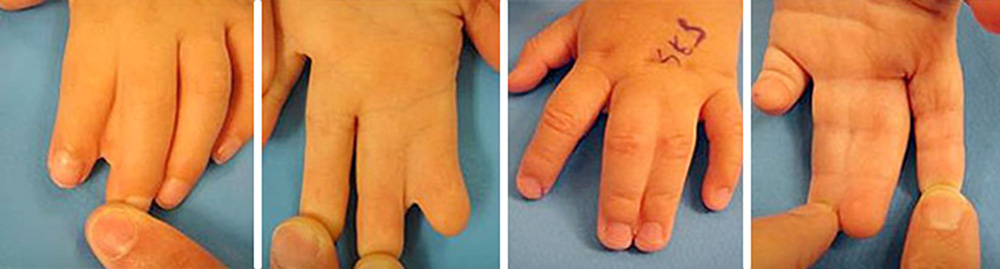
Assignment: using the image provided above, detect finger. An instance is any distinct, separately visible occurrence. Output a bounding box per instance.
[408,90,470,236]
[808,80,910,238]
[0,0,43,10]
[597,81,661,251]
[966,0,1000,34]
[156,31,232,210]
[211,16,254,164]
[105,28,178,211]
[700,88,743,211]
[356,115,406,260]
[509,7,581,93]
[752,46,808,115]
[48,12,116,189]
[901,187,980,269]
[85,203,222,268]
[516,65,611,199]
[263,0,276,91]
[299,64,355,241]
[751,204,838,269]
[909,60,964,192]
[262,49,305,146]
[461,0,499,70]
[635,95,699,252]
[270,216,340,269]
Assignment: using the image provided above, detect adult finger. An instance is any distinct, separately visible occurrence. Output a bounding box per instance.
[47,6,116,189]
[157,30,232,210]
[700,88,743,211]
[516,64,611,199]
[901,187,980,269]
[270,216,340,269]
[509,7,581,93]
[597,78,661,251]
[752,46,808,115]
[751,204,838,269]
[808,80,910,238]
[85,203,222,268]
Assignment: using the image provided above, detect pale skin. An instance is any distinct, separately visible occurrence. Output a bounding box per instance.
[263,0,498,268]
[511,0,742,252]
[752,0,999,267]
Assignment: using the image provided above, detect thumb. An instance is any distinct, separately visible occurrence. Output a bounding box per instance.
[751,204,838,269]
[966,0,1000,34]
[901,187,980,269]
[85,203,223,268]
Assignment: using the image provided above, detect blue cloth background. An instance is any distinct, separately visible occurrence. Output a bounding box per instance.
[751,1,1000,268]
[261,37,500,268]
[508,1,744,268]
[0,1,253,268]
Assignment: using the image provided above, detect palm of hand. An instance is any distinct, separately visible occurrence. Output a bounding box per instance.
[754,0,965,238]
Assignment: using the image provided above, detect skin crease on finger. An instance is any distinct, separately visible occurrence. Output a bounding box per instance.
[753,0,965,238]
[47,0,253,211]
[511,0,742,252]
[266,0,496,266]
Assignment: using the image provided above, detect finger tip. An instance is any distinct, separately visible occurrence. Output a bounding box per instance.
[48,150,86,189]
[918,187,970,232]
[751,78,792,115]
[516,176,547,200]
[212,136,244,164]
[86,203,139,262]
[597,221,634,251]
[356,253,403,269]
[272,217,335,269]
[703,186,734,212]
[634,222,669,253]
[155,178,193,210]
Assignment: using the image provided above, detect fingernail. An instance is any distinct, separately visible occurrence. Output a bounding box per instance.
[50,150,84,188]
[90,210,137,261]
[213,137,242,164]
[707,187,733,211]
[601,222,633,250]
[156,178,192,209]
[634,222,665,252]
[922,190,966,231]
[517,176,545,200]
[272,223,321,269]
[356,253,403,269]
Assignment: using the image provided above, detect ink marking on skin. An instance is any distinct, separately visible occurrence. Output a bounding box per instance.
[654,18,707,66]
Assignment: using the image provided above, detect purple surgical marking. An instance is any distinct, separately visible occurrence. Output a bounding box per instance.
[655,18,708,65]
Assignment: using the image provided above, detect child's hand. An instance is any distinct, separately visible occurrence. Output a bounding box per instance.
[263,0,497,267]
[511,0,742,252]
[47,0,253,210]
[753,0,965,238]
